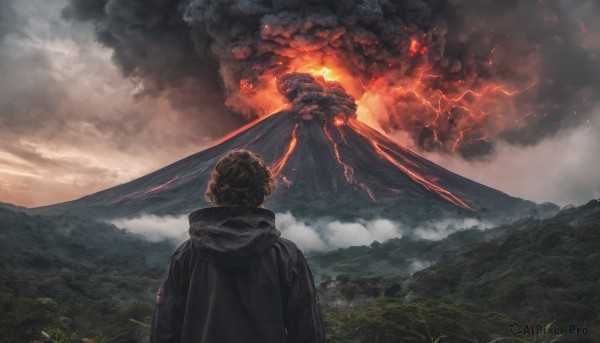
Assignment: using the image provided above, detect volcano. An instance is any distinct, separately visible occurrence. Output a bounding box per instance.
[34,74,537,223]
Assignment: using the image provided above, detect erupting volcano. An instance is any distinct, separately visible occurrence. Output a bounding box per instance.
[35,71,537,222]
[49,0,598,221]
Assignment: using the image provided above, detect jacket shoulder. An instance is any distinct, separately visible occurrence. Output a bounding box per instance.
[271,237,307,272]
[170,239,194,263]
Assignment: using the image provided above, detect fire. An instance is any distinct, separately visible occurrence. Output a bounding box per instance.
[298,65,338,82]
[290,57,364,97]
[231,68,479,208]
[237,56,365,121]
[231,24,537,167]
[409,37,420,57]
[239,79,256,96]
[356,67,534,152]
[270,123,299,183]
[323,124,375,201]
[238,49,532,154]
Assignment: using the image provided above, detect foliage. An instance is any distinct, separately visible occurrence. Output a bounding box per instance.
[1,200,599,342]
[0,208,170,342]
[409,199,600,342]
[308,216,541,278]
[324,298,512,343]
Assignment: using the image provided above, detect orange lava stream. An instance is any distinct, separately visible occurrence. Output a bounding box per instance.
[336,125,348,145]
[349,120,472,210]
[323,124,375,201]
[270,123,299,184]
[143,177,179,195]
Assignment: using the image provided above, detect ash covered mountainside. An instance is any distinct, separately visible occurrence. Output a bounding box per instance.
[34,74,542,222]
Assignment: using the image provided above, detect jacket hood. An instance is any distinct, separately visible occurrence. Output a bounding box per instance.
[188,206,281,266]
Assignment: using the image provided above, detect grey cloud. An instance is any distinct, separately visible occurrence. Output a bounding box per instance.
[63,0,600,159]
[0,0,240,207]
[422,108,600,207]
[0,0,22,41]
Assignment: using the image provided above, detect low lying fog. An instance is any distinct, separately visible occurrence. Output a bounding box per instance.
[110,212,493,252]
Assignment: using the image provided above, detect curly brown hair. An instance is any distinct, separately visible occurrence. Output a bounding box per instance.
[205,149,273,207]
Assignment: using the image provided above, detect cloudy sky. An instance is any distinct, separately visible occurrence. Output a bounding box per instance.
[0,0,599,208]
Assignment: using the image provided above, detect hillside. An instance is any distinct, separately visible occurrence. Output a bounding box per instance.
[309,202,559,279]
[0,208,173,272]
[0,201,28,213]
[320,200,600,342]
[0,208,174,342]
[1,201,597,342]
[32,110,538,224]
[408,199,600,335]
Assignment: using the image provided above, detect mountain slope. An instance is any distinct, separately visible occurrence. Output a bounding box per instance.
[32,110,537,222]
[408,199,600,331]
[0,208,173,273]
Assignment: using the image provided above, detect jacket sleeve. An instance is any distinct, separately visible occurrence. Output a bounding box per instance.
[284,250,326,343]
[150,249,189,343]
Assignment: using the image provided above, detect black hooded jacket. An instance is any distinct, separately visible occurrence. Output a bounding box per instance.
[150,206,326,343]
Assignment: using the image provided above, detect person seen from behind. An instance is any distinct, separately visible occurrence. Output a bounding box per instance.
[150,149,326,343]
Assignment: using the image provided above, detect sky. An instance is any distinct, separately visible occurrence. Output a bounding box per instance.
[0,0,599,208]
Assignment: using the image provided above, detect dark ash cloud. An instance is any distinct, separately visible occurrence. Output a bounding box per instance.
[63,0,600,159]
[1,0,599,208]
[277,73,356,122]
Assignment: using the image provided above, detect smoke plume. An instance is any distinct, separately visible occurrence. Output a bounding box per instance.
[63,0,600,158]
[276,73,356,122]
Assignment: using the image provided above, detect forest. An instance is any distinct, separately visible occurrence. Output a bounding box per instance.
[1,200,598,342]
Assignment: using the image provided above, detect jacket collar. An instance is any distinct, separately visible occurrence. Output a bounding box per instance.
[187,206,280,266]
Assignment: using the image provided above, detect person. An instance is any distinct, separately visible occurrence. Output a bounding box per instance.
[150,149,326,343]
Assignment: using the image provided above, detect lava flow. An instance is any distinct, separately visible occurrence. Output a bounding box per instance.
[269,123,299,186]
[348,120,472,210]
[323,124,375,201]
[260,72,472,209]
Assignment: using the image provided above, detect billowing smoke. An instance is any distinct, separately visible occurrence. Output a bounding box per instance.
[63,0,600,158]
[276,73,356,122]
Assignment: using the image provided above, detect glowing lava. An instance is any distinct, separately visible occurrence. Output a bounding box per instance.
[269,123,299,185]
[263,71,472,209]
[349,120,472,210]
[408,37,420,57]
[143,177,179,195]
[323,124,375,201]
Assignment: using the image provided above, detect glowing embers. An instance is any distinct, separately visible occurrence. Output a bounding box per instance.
[348,121,472,210]
[323,124,375,201]
[408,35,430,58]
[269,123,299,186]
[297,65,339,82]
